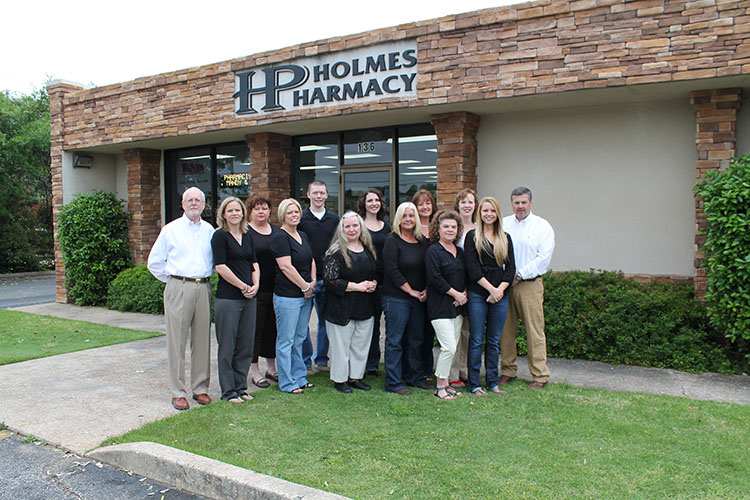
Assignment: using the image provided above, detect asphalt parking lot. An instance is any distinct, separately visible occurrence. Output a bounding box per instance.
[0,271,55,309]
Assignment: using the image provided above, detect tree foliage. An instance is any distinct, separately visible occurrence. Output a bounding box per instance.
[57,190,132,305]
[694,153,750,345]
[0,88,52,272]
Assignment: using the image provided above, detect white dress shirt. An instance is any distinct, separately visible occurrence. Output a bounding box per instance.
[147,214,215,283]
[503,212,555,280]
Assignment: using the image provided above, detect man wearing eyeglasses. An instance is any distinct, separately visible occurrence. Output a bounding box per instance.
[148,187,215,410]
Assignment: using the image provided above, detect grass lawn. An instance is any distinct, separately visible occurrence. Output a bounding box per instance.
[0,309,162,365]
[104,371,750,500]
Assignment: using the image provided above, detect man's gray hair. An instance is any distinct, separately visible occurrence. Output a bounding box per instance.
[510,186,532,200]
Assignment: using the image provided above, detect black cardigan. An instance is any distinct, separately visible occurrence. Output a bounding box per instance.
[463,230,516,298]
[322,248,378,326]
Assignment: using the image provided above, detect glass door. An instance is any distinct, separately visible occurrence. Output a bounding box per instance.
[340,167,393,223]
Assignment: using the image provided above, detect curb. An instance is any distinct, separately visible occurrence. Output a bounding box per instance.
[88,442,352,500]
[0,271,55,280]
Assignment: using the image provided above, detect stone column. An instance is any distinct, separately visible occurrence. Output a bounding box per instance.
[245,132,293,223]
[431,112,480,210]
[690,88,742,300]
[124,148,162,265]
[48,81,84,303]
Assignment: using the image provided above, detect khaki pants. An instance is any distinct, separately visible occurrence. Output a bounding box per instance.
[164,278,211,398]
[500,279,550,383]
[326,318,374,383]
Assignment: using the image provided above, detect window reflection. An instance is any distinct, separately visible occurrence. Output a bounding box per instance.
[171,147,212,222]
[217,144,251,203]
[398,124,437,205]
[294,133,339,212]
[343,129,392,165]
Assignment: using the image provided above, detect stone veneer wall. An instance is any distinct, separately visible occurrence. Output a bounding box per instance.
[245,133,293,224]
[52,0,749,149]
[690,88,742,299]
[124,148,162,265]
[432,112,481,208]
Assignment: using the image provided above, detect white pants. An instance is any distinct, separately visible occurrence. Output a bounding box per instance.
[326,318,374,383]
[431,316,463,379]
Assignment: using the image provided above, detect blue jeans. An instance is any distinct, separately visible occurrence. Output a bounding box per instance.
[273,294,313,392]
[467,291,509,392]
[311,280,329,366]
[366,288,383,372]
[382,295,425,391]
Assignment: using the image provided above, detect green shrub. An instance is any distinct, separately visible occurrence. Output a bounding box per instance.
[108,265,165,314]
[57,190,131,305]
[108,265,219,318]
[509,270,743,374]
[694,153,750,346]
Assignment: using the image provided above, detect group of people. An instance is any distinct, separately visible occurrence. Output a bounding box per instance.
[147,180,554,410]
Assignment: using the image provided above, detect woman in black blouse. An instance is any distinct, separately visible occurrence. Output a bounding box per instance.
[411,189,437,382]
[246,194,280,388]
[464,196,515,396]
[381,202,432,395]
[425,210,467,400]
[211,196,260,403]
[357,188,391,376]
[271,198,316,394]
[323,211,378,393]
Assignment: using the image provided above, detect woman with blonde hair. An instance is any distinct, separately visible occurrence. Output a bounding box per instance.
[211,196,260,403]
[271,198,316,394]
[425,210,467,399]
[464,196,516,396]
[448,188,477,388]
[381,202,430,395]
[322,211,379,392]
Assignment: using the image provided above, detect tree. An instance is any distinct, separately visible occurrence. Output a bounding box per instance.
[0,88,52,272]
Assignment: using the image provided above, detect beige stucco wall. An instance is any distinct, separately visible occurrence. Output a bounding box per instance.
[477,98,696,276]
[62,152,119,204]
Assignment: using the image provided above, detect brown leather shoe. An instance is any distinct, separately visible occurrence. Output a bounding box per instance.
[499,375,517,385]
[388,387,412,395]
[192,393,212,405]
[528,381,547,389]
[171,397,189,411]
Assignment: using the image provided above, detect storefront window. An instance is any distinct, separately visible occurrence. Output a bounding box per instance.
[343,128,392,165]
[168,146,213,222]
[293,133,339,212]
[397,124,437,205]
[217,144,251,202]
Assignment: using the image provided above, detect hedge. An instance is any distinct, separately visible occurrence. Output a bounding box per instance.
[511,270,745,374]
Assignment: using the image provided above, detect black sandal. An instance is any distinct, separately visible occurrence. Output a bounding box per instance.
[300,382,314,389]
[434,387,455,400]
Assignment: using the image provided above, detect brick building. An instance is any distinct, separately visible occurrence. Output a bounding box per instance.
[50,0,749,303]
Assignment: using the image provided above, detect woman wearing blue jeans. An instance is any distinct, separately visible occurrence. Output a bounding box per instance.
[271,198,316,394]
[464,196,516,396]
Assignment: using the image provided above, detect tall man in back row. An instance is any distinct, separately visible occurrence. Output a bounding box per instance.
[298,180,340,371]
[500,186,555,389]
[147,186,215,410]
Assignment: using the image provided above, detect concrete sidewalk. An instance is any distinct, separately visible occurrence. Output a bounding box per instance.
[2,302,749,499]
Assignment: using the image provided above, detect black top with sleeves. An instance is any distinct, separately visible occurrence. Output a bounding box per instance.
[270,229,313,298]
[463,230,516,298]
[425,241,466,320]
[298,208,340,273]
[323,248,377,326]
[211,229,257,300]
[381,233,430,300]
[247,224,279,294]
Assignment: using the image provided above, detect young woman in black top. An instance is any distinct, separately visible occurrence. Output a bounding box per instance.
[464,196,516,396]
[357,188,391,376]
[381,202,430,395]
[323,211,378,393]
[211,196,260,403]
[425,210,467,400]
[271,198,316,394]
[246,194,280,388]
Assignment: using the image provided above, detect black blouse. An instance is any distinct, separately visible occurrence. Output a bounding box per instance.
[425,241,466,320]
[211,229,257,301]
[248,224,279,294]
[270,229,314,298]
[368,221,391,279]
[381,233,430,300]
[323,248,377,326]
[463,230,516,298]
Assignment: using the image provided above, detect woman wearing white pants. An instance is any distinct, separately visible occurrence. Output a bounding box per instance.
[425,210,468,400]
[323,212,379,393]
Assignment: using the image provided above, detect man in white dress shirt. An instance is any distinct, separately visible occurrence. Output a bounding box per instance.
[499,186,555,389]
[147,187,215,410]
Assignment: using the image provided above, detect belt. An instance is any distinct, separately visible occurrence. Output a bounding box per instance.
[520,275,541,282]
[171,275,210,283]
